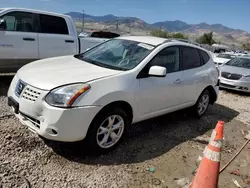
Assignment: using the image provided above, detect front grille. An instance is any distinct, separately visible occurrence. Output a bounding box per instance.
[21,86,41,102]
[220,83,236,89]
[221,72,242,80]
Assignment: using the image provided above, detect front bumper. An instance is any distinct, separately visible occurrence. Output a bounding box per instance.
[7,76,102,142]
[219,77,250,93]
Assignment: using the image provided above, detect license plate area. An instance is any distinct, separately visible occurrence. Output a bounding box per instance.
[8,97,19,114]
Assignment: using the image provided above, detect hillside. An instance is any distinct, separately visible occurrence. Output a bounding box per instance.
[66,12,250,45]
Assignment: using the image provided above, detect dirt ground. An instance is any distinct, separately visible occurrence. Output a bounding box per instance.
[0,75,250,188]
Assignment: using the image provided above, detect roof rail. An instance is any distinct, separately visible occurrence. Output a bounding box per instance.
[170,38,202,47]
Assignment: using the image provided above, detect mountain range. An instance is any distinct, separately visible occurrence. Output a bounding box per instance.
[66,12,250,45]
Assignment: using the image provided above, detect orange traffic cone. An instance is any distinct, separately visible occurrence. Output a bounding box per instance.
[190,121,224,188]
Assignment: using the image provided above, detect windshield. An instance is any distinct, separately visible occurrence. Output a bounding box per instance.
[76,39,154,70]
[217,54,235,59]
[226,58,250,69]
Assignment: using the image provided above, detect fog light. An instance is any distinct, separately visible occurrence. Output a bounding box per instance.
[46,128,58,135]
[52,129,58,135]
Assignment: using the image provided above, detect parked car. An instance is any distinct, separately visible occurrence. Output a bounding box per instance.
[219,56,250,93]
[0,8,118,72]
[78,30,120,52]
[213,53,236,66]
[7,36,219,154]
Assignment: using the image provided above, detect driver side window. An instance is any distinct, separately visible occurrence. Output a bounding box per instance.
[0,11,35,32]
[150,46,180,73]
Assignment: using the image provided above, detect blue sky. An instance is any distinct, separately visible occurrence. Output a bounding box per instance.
[1,0,250,32]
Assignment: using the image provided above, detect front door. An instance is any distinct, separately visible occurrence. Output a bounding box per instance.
[137,46,184,120]
[0,11,38,71]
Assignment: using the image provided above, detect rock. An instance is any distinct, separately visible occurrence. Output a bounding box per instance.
[244,177,250,184]
[5,134,12,139]
[174,177,190,187]
[192,136,210,144]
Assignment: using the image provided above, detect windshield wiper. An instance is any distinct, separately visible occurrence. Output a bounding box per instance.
[78,56,127,71]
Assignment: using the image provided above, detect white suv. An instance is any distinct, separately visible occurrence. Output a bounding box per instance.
[8,36,219,154]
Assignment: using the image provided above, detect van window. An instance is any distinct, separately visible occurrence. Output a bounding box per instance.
[182,47,202,70]
[39,14,68,35]
[0,11,35,32]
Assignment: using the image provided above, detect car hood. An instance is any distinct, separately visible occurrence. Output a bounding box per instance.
[213,57,231,64]
[219,65,250,76]
[18,55,122,90]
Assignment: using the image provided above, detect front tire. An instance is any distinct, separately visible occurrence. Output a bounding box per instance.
[192,89,210,118]
[84,108,129,154]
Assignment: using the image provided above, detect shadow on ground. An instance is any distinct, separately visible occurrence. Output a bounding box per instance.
[46,103,239,165]
[0,75,14,96]
[220,88,250,97]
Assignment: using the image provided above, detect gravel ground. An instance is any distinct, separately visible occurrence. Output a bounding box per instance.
[0,75,250,188]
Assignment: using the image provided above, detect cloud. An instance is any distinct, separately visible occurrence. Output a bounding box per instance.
[40,0,50,2]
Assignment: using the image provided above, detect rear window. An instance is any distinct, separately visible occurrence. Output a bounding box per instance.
[200,50,210,64]
[39,14,68,35]
[182,46,202,70]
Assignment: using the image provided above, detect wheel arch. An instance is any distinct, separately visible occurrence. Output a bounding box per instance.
[203,85,217,104]
[92,100,134,125]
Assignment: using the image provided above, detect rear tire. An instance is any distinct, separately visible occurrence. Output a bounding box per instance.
[84,107,129,155]
[192,89,210,118]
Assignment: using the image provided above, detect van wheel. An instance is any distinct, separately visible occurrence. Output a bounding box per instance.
[84,108,129,154]
[193,89,210,118]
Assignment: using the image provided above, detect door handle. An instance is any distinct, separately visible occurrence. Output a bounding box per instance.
[174,79,182,84]
[23,38,35,41]
[65,40,74,43]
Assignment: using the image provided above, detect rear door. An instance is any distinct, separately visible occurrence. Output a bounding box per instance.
[38,14,77,59]
[180,46,207,104]
[0,11,38,70]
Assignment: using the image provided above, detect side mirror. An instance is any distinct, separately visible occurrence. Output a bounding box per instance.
[0,19,7,30]
[148,66,167,77]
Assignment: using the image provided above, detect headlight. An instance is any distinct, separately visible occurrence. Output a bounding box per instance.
[45,84,90,107]
[241,75,250,81]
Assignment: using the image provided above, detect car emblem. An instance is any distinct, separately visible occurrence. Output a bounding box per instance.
[15,80,26,97]
[228,74,232,78]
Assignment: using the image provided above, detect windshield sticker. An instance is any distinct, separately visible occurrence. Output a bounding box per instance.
[138,43,154,50]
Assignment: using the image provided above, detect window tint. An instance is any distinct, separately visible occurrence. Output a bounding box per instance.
[200,50,210,64]
[182,47,201,70]
[1,11,35,32]
[39,14,68,34]
[90,31,120,38]
[150,46,180,73]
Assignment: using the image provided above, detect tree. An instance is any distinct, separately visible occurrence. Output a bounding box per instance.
[171,32,187,39]
[196,32,216,45]
[151,29,187,39]
[151,29,168,38]
[242,43,250,50]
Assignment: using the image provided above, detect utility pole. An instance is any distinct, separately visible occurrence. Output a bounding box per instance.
[116,18,118,32]
[82,9,85,31]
